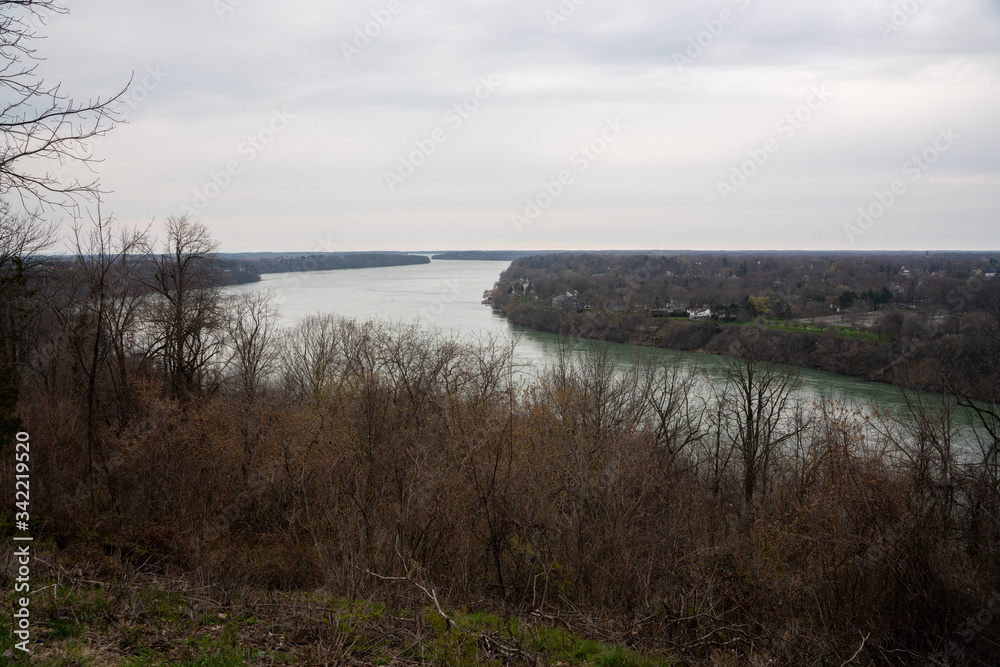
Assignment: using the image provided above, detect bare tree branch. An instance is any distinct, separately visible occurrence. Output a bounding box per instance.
[0,0,129,211]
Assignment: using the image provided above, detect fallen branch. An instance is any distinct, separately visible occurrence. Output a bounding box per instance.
[841,631,870,666]
[365,568,454,631]
[530,609,574,631]
[364,536,454,630]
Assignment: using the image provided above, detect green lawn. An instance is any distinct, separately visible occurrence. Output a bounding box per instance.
[721,319,881,341]
[647,314,882,342]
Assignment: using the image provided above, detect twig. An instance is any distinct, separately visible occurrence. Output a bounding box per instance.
[364,538,455,631]
[530,609,573,631]
[841,631,869,666]
[365,567,455,631]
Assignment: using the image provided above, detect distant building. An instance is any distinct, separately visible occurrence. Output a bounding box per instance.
[689,308,712,320]
[652,303,686,317]
[553,292,583,311]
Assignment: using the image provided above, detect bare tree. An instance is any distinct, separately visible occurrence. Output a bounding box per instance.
[1,1,127,211]
[144,215,224,399]
[224,288,280,400]
[577,345,645,437]
[68,201,149,509]
[279,313,345,404]
[935,310,1000,559]
[704,382,736,496]
[638,354,705,465]
[0,199,56,268]
[0,199,56,441]
[723,328,802,505]
[100,228,153,425]
[463,330,521,405]
[0,199,56,358]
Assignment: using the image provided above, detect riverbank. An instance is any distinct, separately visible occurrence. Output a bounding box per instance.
[488,251,1000,404]
[497,299,949,395]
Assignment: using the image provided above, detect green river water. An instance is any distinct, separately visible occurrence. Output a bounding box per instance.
[226,258,986,440]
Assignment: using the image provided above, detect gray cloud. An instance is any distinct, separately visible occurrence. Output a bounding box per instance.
[24,0,1000,251]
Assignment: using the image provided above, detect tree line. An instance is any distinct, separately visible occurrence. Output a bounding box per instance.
[493,251,1000,321]
[218,252,433,286]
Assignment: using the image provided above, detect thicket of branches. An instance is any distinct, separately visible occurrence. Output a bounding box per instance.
[1,211,999,665]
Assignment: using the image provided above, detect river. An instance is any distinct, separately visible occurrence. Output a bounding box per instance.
[224,257,962,425]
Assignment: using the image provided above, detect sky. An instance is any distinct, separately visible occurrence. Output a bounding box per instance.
[24,0,1000,252]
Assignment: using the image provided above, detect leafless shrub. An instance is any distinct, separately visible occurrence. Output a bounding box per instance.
[6,303,1000,664]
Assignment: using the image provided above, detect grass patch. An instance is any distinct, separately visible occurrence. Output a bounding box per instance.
[45,617,84,639]
[2,545,677,667]
[444,610,675,667]
[720,318,881,341]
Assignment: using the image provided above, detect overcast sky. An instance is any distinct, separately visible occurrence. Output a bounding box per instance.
[30,0,1000,252]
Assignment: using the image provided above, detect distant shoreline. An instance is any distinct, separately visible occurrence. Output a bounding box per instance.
[215,252,431,285]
